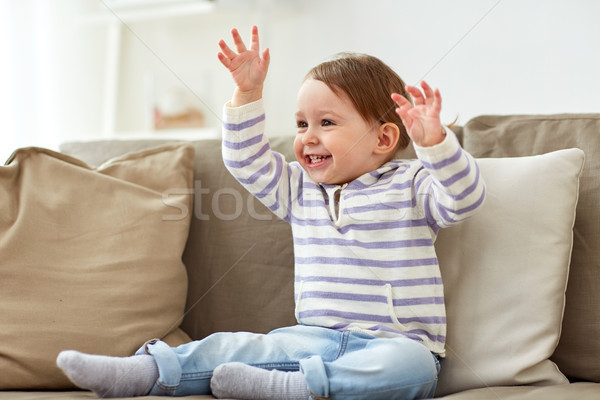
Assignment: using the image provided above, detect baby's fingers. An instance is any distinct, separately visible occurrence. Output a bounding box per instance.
[250,25,260,51]
[391,93,413,126]
[408,82,442,113]
[391,92,413,117]
[391,92,410,106]
[218,39,236,58]
[231,28,247,53]
[420,81,442,111]
[432,88,442,114]
[420,81,442,113]
[217,52,229,68]
[406,85,425,106]
[420,81,434,101]
[262,48,271,68]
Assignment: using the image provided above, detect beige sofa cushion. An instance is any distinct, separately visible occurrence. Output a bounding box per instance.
[461,114,600,382]
[0,145,194,389]
[435,149,584,395]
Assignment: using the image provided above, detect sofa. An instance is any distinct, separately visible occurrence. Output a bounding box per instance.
[0,113,599,399]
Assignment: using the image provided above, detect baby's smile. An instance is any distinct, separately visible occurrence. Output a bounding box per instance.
[305,154,332,166]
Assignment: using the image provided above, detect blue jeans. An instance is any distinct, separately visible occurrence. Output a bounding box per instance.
[136,325,440,399]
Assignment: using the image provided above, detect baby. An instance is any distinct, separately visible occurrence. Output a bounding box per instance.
[57,26,485,400]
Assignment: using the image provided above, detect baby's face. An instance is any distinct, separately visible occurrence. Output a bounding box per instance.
[293,79,381,185]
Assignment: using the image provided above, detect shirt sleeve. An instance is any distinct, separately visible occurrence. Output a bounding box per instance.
[221,99,300,222]
[412,127,486,232]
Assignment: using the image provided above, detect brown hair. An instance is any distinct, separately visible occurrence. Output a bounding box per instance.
[305,52,412,150]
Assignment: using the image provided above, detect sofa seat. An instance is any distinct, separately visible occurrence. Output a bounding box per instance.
[2,382,599,400]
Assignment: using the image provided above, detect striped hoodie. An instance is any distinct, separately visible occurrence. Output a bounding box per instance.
[222,99,485,356]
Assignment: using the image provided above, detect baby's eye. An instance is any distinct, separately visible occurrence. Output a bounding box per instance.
[297,120,308,129]
[321,119,334,126]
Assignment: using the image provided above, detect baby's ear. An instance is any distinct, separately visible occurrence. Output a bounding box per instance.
[374,122,400,156]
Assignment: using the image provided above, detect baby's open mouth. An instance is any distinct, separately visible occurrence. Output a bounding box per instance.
[306,154,331,165]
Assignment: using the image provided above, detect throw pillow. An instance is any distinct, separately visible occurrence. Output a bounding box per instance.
[462,113,600,382]
[434,148,584,395]
[0,144,194,389]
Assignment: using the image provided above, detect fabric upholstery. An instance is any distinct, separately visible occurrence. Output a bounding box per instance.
[461,114,600,382]
[0,145,194,389]
[434,149,584,395]
[436,382,600,400]
[61,138,300,340]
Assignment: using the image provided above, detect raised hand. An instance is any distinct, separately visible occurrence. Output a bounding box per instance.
[391,81,445,147]
[218,25,270,106]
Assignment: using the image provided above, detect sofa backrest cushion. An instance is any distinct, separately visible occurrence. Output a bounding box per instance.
[0,145,193,389]
[461,114,600,382]
[178,136,299,338]
[61,137,301,340]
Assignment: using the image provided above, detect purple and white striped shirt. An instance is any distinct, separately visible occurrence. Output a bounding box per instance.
[222,100,485,356]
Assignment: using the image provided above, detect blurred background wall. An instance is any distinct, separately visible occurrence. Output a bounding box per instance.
[1,0,599,161]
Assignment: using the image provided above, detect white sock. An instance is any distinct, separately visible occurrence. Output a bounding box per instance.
[210,362,310,400]
[56,350,158,398]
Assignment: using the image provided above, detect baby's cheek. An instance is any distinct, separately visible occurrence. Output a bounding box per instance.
[292,140,304,163]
